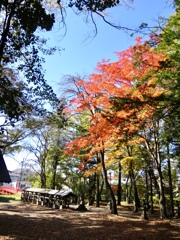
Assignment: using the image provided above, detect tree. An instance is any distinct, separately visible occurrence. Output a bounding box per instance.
[153,0,180,127]
[23,118,55,188]
[0,0,58,122]
[45,115,70,189]
[0,117,36,155]
[63,33,171,218]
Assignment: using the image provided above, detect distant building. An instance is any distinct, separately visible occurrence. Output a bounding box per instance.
[3,168,33,189]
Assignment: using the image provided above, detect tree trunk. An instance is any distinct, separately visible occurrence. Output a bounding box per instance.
[125,176,130,203]
[129,175,133,204]
[148,167,154,214]
[100,150,117,214]
[50,158,58,189]
[117,162,122,206]
[96,173,100,207]
[41,171,46,188]
[40,159,46,188]
[144,120,167,219]
[131,171,140,213]
[88,174,96,206]
[0,0,16,64]
[167,143,174,216]
[151,167,160,197]
[145,168,150,208]
[99,175,104,201]
[133,181,140,212]
[157,165,168,219]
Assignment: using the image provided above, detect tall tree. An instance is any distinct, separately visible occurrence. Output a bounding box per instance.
[63,35,169,217]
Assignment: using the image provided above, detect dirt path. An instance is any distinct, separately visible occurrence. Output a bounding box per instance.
[0,201,179,240]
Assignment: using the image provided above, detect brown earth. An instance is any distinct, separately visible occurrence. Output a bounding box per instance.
[0,199,179,240]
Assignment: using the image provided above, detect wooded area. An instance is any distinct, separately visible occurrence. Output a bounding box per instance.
[0,0,180,221]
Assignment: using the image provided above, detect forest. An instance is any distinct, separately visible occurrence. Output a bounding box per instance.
[0,0,180,220]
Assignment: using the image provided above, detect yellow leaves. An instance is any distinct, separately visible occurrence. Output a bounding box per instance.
[147,77,156,86]
[84,163,102,177]
[131,88,144,101]
[152,88,164,98]
[129,137,145,145]
[121,155,143,173]
[121,156,134,167]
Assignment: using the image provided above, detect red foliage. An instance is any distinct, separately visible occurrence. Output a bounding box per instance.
[64,37,166,170]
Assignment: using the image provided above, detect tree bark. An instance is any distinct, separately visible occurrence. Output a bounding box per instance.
[117,162,122,205]
[167,143,174,216]
[96,173,100,207]
[145,168,150,208]
[149,167,154,214]
[41,170,46,189]
[100,150,117,214]
[40,156,46,188]
[131,170,140,213]
[125,176,130,203]
[144,120,167,219]
[157,164,168,219]
[0,0,17,64]
[50,157,58,189]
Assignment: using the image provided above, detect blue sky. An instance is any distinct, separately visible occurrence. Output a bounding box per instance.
[5,0,175,170]
[42,0,175,96]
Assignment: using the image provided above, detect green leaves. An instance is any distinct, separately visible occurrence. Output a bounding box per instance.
[15,0,55,33]
[68,0,120,11]
[0,0,58,122]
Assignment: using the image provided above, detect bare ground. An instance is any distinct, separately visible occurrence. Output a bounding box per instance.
[0,200,179,240]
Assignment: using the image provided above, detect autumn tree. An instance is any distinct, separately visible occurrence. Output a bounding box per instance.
[63,32,172,217]
[59,2,179,217]
[134,0,180,217]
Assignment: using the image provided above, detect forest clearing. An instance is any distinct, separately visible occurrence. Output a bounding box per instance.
[0,196,179,240]
[1,0,180,233]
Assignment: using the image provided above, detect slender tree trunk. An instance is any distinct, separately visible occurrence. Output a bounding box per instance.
[133,180,140,212]
[100,150,117,214]
[96,173,100,207]
[167,143,174,216]
[81,177,85,206]
[129,159,140,211]
[117,162,122,205]
[149,167,154,214]
[99,175,104,201]
[50,157,58,189]
[125,177,129,203]
[0,0,17,64]
[40,159,46,188]
[131,169,140,213]
[129,175,133,204]
[144,121,167,219]
[151,168,160,197]
[41,170,46,188]
[157,164,168,219]
[51,169,56,189]
[145,168,150,208]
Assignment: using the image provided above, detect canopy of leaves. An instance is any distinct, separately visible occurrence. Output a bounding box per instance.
[68,0,120,11]
[0,0,58,122]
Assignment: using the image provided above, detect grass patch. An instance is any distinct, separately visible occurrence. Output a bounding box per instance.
[0,193,21,202]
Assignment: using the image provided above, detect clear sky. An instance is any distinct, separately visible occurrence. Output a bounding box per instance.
[42,0,174,95]
[4,0,175,171]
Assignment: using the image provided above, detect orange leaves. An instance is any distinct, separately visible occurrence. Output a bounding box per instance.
[63,36,168,172]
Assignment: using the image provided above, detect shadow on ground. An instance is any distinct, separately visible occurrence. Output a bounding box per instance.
[0,201,179,240]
